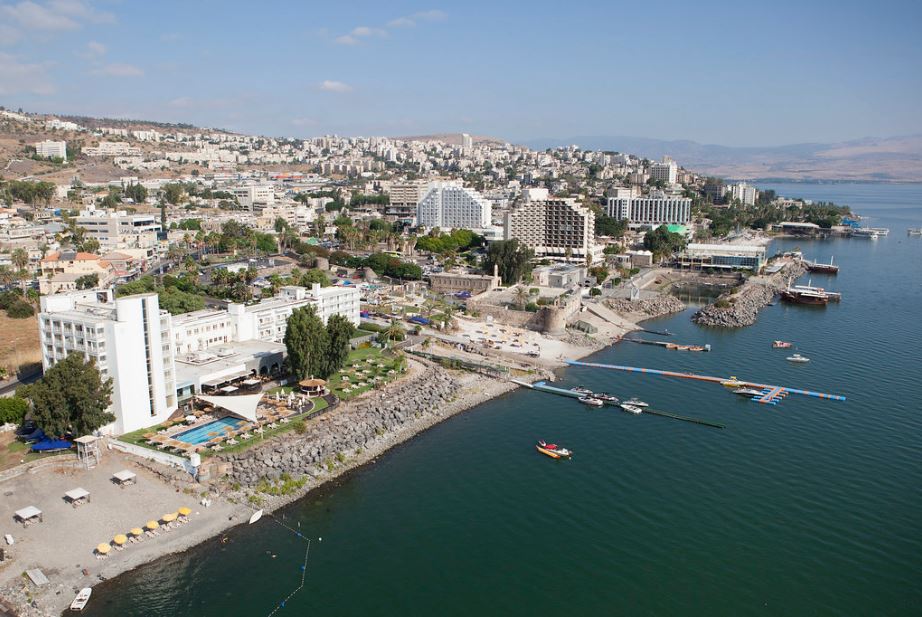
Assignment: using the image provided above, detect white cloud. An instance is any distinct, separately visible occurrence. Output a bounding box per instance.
[92,62,143,77]
[387,16,415,28]
[0,52,55,94]
[1,1,79,30]
[49,0,114,22]
[318,80,352,93]
[350,25,385,37]
[0,0,115,42]
[85,39,105,56]
[334,34,358,45]
[0,23,22,46]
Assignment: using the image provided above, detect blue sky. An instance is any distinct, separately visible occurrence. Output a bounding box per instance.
[1,0,920,146]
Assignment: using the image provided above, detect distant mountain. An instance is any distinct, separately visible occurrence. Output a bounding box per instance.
[522,135,922,182]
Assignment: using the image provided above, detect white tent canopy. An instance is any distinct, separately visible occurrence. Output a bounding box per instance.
[197,393,263,422]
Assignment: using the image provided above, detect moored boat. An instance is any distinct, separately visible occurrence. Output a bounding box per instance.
[733,388,765,397]
[908,228,922,236]
[536,440,572,459]
[721,376,744,388]
[622,398,649,408]
[781,285,830,305]
[570,386,593,395]
[578,396,604,408]
[70,588,92,611]
[805,256,839,274]
[594,392,620,403]
[619,404,643,414]
[786,353,810,363]
[772,340,793,348]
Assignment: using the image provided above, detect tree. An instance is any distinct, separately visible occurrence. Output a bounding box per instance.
[324,315,355,376]
[514,285,529,310]
[300,269,331,287]
[482,239,534,285]
[284,306,328,380]
[11,248,29,292]
[162,183,184,205]
[17,353,114,436]
[643,226,687,260]
[378,319,406,347]
[0,397,28,424]
[75,273,99,290]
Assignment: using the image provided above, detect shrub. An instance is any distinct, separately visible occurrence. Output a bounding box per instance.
[714,299,731,309]
[0,397,29,424]
[292,419,306,434]
[6,300,34,319]
[524,302,539,312]
[589,287,602,297]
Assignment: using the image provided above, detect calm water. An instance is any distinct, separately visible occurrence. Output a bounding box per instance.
[86,183,922,616]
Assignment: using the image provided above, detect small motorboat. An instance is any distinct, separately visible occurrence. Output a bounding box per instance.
[733,388,764,397]
[619,404,643,415]
[570,386,593,395]
[536,440,572,459]
[70,587,92,611]
[622,398,649,408]
[721,376,744,388]
[786,354,810,363]
[594,392,620,403]
[578,396,604,408]
[772,340,793,349]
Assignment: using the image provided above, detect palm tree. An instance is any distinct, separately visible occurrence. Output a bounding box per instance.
[11,248,29,292]
[513,285,529,310]
[383,320,405,346]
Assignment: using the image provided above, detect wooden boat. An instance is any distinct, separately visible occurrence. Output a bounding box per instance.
[70,587,92,611]
[536,440,572,459]
[805,256,839,274]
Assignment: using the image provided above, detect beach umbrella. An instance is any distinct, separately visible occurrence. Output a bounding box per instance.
[162,513,177,523]
[178,506,192,516]
[130,527,144,536]
[146,520,159,530]
[113,534,127,545]
[96,543,110,554]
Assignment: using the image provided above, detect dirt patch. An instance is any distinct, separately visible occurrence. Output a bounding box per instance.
[0,311,41,376]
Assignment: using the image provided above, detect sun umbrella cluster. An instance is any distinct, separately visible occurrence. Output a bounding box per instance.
[94,506,195,558]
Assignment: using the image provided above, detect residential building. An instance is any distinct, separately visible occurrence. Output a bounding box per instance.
[74,208,161,251]
[504,198,601,262]
[606,191,691,226]
[38,250,113,294]
[38,290,178,435]
[232,184,275,212]
[82,142,143,157]
[650,156,678,184]
[34,140,67,161]
[532,263,589,288]
[416,181,491,230]
[461,133,473,156]
[386,181,427,219]
[729,182,759,206]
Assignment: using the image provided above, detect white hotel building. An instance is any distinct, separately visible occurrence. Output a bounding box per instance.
[416,181,491,230]
[606,190,691,227]
[38,284,360,435]
[34,140,67,161]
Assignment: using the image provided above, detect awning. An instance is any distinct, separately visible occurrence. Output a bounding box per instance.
[202,370,250,388]
[196,393,263,422]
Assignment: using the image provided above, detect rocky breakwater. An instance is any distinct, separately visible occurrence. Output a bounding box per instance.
[606,295,686,319]
[223,365,461,488]
[693,261,807,327]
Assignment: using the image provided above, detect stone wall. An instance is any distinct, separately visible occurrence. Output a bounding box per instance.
[223,365,461,486]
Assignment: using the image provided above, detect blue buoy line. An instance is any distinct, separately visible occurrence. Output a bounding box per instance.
[264,513,314,616]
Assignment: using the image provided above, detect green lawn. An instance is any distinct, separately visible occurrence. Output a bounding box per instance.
[326,347,407,401]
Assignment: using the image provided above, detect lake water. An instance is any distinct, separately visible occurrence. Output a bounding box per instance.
[84,183,922,617]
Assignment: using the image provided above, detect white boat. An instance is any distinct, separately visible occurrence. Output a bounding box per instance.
[786,354,810,363]
[733,388,765,397]
[578,396,604,408]
[909,228,922,236]
[623,398,649,408]
[619,404,643,414]
[570,386,593,395]
[70,587,92,611]
[248,509,263,525]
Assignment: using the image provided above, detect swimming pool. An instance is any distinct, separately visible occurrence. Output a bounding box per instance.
[173,416,247,445]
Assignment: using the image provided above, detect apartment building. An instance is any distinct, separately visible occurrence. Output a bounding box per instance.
[34,140,67,161]
[232,184,275,212]
[729,182,759,206]
[416,181,491,230]
[386,181,427,219]
[82,142,143,157]
[650,156,678,184]
[38,290,178,435]
[74,208,161,251]
[39,250,113,294]
[606,191,691,226]
[504,198,601,262]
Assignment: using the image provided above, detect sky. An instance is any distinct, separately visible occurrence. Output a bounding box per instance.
[1,0,921,146]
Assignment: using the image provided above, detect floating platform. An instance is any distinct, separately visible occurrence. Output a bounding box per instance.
[563,361,846,405]
[626,338,710,352]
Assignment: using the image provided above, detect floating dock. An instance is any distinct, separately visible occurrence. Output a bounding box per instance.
[511,379,725,428]
[563,361,846,405]
[626,338,710,352]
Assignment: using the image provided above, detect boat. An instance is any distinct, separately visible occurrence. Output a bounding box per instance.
[733,388,765,397]
[536,440,572,459]
[594,392,620,403]
[622,398,649,408]
[70,588,92,611]
[786,354,810,363]
[772,340,793,348]
[852,227,889,239]
[570,386,593,395]
[721,376,744,388]
[805,256,839,274]
[578,396,604,408]
[908,228,922,236]
[248,509,263,525]
[619,404,643,414]
[781,280,838,305]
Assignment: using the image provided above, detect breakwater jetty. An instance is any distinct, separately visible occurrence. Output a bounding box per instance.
[693,259,807,327]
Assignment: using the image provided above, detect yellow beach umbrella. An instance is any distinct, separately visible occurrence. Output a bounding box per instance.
[130,527,144,536]
[113,534,127,545]
[145,520,159,530]
[162,513,177,523]
[178,506,192,516]
[96,543,110,554]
